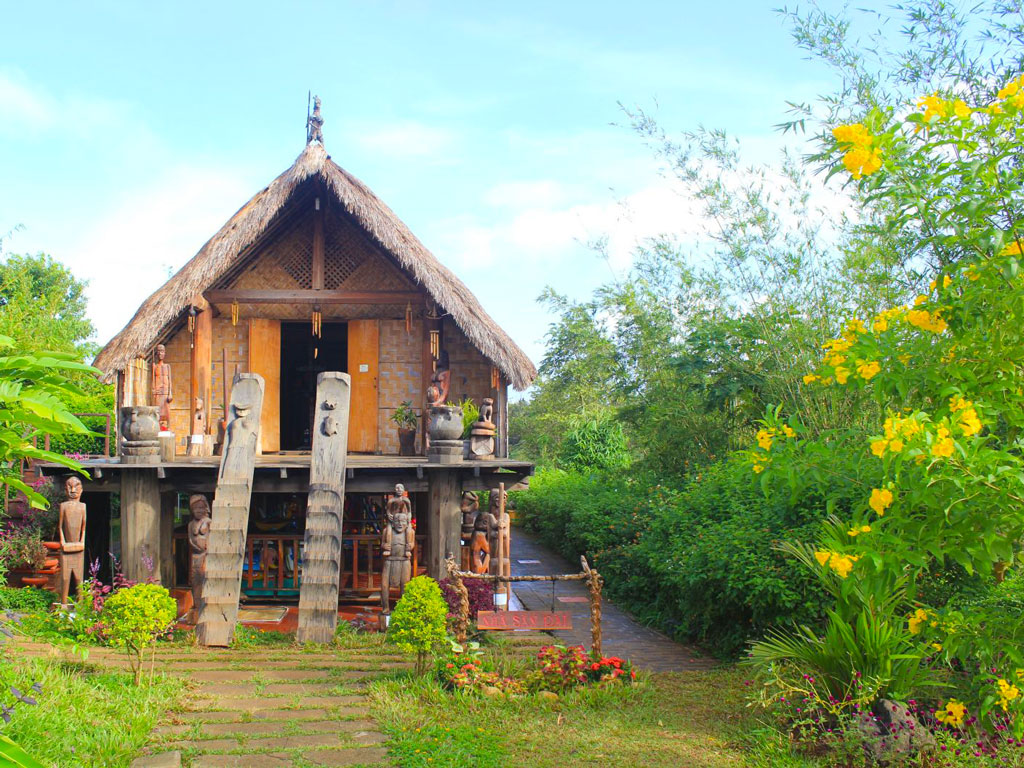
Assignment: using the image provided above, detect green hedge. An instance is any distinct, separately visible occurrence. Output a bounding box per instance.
[514,461,828,658]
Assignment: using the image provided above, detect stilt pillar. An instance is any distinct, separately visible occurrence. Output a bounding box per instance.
[121,469,160,582]
[159,491,176,586]
[428,470,460,580]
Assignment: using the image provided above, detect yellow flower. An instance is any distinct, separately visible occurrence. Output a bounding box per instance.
[949,395,970,413]
[931,643,943,652]
[829,554,856,579]
[908,608,929,634]
[888,438,904,453]
[931,426,955,458]
[824,352,847,368]
[846,524,871,537]
[752,464,764,474]
[1001,240,1023,256]
[997,75,1024,101]
[936,699,967,727]
[966,265,980,281]
[944,274,952,288]
[906,308,947,333]
[997,679,1020,711]
[814,550,831,566]
[844,318,867,338]
[918,93,948,122]
[803,373,819,385]
[872,315,888,333]
[835,366,850,385]
[953,99,971,119]
[756,429,774,451]
[957,407,982,437]
[871,439,889,458]
[782,425,796,438]
[856,359,881,381]
[832,123,872,146]
[869,487,893,516]
[914,294,929,306]
[823,337,853,353]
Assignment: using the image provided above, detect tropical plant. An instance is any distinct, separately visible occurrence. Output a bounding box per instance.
[748,69,1024,738]
[389,400,419,430]
[101,583,176,684]
[387,575,448,674]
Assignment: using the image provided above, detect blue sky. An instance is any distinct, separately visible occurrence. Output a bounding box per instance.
[0,1,842,383]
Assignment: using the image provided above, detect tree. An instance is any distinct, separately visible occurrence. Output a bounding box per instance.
[0,253,95,356]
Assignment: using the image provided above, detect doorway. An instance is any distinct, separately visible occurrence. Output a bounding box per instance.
[280,321,347,450]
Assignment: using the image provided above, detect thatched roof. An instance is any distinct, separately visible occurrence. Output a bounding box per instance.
[93,141,537,389]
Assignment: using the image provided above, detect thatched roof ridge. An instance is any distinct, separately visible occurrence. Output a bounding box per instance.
[93,142,537,389]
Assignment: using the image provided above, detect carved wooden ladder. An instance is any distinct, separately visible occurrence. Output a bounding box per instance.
[297,372,351,643]
[196,373,265,647]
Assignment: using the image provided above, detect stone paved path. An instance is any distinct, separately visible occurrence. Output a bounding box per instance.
[511,527,714,672]
[16,640,404,767]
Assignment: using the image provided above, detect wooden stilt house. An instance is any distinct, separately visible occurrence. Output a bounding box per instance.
[42,106,536,604]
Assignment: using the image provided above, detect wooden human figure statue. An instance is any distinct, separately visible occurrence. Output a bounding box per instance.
[459,491,479,570]
[58,476,86,605]
[470,499,497,575]
[428,350,450,407]
[152,343,173,431]
[187,494,212,622]
[381,483,414,613]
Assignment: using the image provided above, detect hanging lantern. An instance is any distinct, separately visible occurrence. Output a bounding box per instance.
[312,305,322,359]
[405,302,412,334]
[231,300,239,327]
[187,306,197,335]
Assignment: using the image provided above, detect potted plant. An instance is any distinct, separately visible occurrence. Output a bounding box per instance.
[390,401,420,456]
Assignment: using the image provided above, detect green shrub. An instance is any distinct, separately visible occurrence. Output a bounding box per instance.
[557,416,630,472]
[387,576,448,674]
[515,461,828,658]
[0,587,52,613]
[102,583,176,684]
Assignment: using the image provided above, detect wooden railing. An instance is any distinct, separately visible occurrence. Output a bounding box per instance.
[172,531,428,600]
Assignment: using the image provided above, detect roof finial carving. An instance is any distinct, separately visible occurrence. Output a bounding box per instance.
[307,94,324,145]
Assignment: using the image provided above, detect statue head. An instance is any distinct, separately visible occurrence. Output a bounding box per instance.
[195,396,204,411]
[64,475,83,501]
[489,487,506,514]
[460,491,478,511]
[189,494,211,519]
[394,483,406,498]
[390,511,408,534]
[155,344,166,362]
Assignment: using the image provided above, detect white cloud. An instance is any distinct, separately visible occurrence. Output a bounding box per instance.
[0,69,53,134]
[347,120,456,159]
[69,165,256,344]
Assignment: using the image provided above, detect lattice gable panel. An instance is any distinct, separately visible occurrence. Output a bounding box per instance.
[338,252,417,292]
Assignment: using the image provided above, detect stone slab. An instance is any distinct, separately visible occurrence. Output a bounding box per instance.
[191,755,292,768]
[304,747,390,766]
[171,707,367,724]
[186,695,367,711]
[129,751,181,768]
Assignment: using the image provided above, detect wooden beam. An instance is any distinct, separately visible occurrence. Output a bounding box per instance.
[312,194,325,290]
[159,475,429,495]
[159,492,175,586]
[205,290,423,305]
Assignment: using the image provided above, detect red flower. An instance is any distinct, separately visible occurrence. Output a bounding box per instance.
[591,663,600,671]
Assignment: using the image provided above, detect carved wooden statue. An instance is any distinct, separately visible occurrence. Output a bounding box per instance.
[479,398,494,427]
[459,491,479,543]
[58,476,86,605]
[307,95,324,144]
[470,500,497,575]
[428,350,451,407]
[297,372,351,643]
[192,396,206,435]
[470,397,497,459]
[381,483,415,613]
[187,494,211,622]
[152,344,173,431]
[196,373,264,647]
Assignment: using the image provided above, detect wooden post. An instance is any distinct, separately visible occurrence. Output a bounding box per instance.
[582,556,603,656]
[196,373,264,647]
[428,470,460,580]
[312,192,325,291]
[297,372,351,644]
[159,491,175,586]
[120,470,160,582]
[445,553,469,644]
[499,482,510,608]
[190,307,213,435]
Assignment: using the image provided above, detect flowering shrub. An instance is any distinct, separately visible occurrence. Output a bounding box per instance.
[102,583,176,684]
[438,576,493,620]
[585,654,636,684]
[748,75,1024,741]
[387,576,449,674]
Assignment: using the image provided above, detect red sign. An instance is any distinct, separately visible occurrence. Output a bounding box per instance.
[477,611,573,630]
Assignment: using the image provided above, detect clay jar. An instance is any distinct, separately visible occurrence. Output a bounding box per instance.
[427,405,464,441]
[120,406,160,442]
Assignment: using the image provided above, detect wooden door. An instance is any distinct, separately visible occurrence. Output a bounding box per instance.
[347,320,379,453]
[248,318,281,453]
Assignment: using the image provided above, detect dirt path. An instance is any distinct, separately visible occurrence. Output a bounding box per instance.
[16,640,405,767]
[510,528,714,672]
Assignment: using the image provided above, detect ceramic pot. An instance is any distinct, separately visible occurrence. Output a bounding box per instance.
[120,405,160,442]
[427,406,464,442]
[43,541,61,551]
[398,428,417,456]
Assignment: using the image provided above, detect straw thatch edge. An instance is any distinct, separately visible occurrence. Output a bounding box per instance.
[93,142,537,389]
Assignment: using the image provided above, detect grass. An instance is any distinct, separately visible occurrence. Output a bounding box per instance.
[0,648,185,767]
